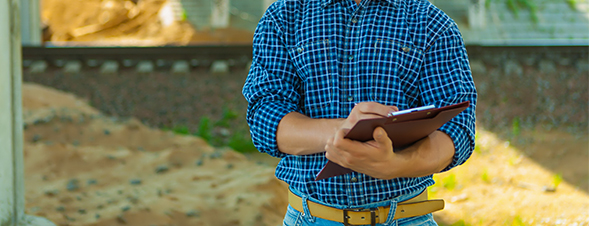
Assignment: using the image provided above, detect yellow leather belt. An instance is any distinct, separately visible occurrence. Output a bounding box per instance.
[288,189,444,226]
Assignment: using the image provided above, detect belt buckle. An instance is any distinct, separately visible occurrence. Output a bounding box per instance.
[343,208,377,226]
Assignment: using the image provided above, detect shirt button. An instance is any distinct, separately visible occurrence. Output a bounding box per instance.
[347,96,354,101]
[351,18,358,23]
[348,55,354,60]
[351,177,358,182]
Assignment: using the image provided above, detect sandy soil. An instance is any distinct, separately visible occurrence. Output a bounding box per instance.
[22,83,288,226]
[40,0,254,46]
[22,81,589,226]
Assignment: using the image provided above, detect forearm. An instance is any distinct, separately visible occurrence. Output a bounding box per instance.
[277,112,344,156]
[388,130,455,179]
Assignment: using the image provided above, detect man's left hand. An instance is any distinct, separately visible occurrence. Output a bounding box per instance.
[325,126,400,179]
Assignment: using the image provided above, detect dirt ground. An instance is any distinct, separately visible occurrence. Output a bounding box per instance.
[41,0,254,46]
[22,83,288,226]
[22,82,589,226]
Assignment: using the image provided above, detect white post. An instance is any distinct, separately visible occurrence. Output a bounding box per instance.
[0,0,54,225]
[211,0,230,28]
[20,0,41,46]
[468,0,486,29]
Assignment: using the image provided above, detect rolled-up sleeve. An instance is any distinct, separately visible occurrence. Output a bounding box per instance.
[242,6,301,158]
[419,21,477,172]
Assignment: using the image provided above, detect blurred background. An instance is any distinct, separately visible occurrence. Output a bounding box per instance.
[17,0,589,225]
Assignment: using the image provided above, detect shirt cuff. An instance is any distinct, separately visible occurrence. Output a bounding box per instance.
[437,121,475,172]
[248,101,296,158]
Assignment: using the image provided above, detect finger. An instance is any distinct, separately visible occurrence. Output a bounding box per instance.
[373,127,392,149]
[354,102,393,117]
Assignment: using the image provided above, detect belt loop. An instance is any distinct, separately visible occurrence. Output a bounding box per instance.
[301,196,316,222]
[385,200,398,225]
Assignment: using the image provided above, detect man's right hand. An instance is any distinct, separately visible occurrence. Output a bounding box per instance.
[276,102,397,156]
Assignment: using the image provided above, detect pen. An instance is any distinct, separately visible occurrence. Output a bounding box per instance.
[389,105,436,116]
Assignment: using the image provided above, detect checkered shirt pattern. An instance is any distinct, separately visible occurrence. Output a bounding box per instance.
[242,0,477,207]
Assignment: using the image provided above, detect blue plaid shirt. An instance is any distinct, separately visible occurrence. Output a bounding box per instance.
[243,0,477,207]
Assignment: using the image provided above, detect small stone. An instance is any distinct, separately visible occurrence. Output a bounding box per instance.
[209,152,222,159]
[66,179,80,191]
[76,196,82,201]
[226,164,234,169]
[65,215,76,222]
[450,194,469,203]
[107,155,116,160]
[103,129,111,135]
[95,214,100,219]
[155,165,169,174]
[100,61,119,75]
[195,159,204,166]
[56,206,66,212]
[543,186,557,193]
[186,210,200,217]
[129,179,142,185]
[118,190,124,195]
[72,140,80,147]
[64,61,82,74]
[210,60,229,74]
[44,189,59,196]
[116,214,127,224]
[171,61,190,75]
[136,61,154,74]
[32,134,42,143]
[539,60,556,74]
[29,61,48,74]
[121,206,131,212]
[87,179,98,185]
[78,209,86,214]
[97,204,104,210]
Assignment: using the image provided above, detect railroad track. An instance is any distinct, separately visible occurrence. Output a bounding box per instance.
[21,45,588,74]
[22,45,254,74]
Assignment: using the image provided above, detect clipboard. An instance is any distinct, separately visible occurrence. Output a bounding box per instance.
[315,101,470,181]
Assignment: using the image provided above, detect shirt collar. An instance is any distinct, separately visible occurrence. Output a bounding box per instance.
[321,0,399,8]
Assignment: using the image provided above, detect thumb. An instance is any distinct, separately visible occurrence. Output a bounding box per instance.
[373,127,391,146]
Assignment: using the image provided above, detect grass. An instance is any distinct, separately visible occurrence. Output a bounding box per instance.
[443,174,458,190]
[166,106,257,154]
[552,174,563,188]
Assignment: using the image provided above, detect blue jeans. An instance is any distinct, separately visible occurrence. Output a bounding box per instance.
[283,188,438,226]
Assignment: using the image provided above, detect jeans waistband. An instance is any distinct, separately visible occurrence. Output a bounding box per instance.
[288,186,425,210]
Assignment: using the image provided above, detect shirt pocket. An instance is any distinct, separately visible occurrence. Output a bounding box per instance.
[289,39,337,118]
[369,39,424,107]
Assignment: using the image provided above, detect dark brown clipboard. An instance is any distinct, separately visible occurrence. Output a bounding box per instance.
[315,101,470,181]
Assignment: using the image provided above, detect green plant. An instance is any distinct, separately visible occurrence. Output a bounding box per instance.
[511,216,525,226]
[481,169,491,183]
[552,174,563,188]
[512,117,521,137]
[171,125,191,135]
[196,117,212,142]
[443,174,458,190]
[567,0,578,10]
[228,133,257,153]
[450,220,467,226]
[215,106,238,128]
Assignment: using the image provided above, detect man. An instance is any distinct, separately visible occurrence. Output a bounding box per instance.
[242,0,477,225]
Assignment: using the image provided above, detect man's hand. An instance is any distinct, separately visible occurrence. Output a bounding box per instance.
[325,126,398,179]
[324,102,456,179]
[324,102,399,179]
[341,102,398,129]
